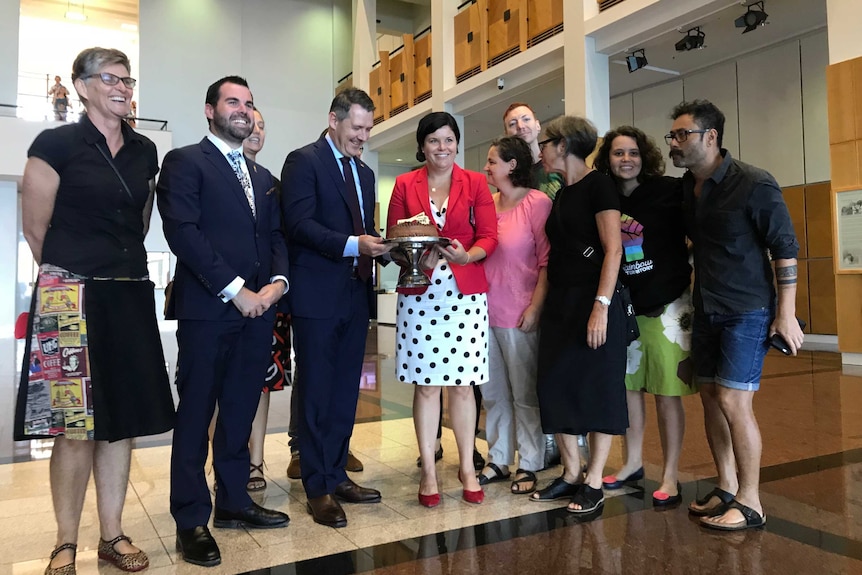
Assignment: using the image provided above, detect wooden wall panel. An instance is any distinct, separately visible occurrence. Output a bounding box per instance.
[855,58,862,140]
[369,66,384,123]
[830,141,860,190]
[836,274,862,352]
[454,4,481,78]
[488,0,521,62]
[806,182,833,259]
[784,185,806,259]
[527,0,563,41]
[808,258,837,335]
[826,61,855,144]
[414,33,432,101]
[389,51,408,112]
[796,259,810,332]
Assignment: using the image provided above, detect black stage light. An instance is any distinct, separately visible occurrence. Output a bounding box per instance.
[675,27,705,52]
[626,49,648,73]
[734,1,768,34]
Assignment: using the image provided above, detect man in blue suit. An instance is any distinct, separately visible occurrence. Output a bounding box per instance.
[157,76,290,567]
[282,88,390,528]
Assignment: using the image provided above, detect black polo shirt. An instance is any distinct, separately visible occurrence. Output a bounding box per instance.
[682,150,798,315]
[28,114,159,278]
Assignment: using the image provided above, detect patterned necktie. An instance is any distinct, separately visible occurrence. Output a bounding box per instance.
[339,156,372,281]
[227,150,256,218]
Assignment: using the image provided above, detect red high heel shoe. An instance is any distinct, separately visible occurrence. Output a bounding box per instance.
[418,492,441,508]
[458,470,484,504]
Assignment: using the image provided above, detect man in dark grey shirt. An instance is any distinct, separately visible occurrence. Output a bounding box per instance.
[668,99,804,532]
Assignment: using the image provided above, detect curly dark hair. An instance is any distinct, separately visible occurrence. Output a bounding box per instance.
[542,116,597,162]
[594,126,665,183]
[489,136,534,189]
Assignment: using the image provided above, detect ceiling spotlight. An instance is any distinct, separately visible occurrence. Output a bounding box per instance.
[675,27,705,52]
[735,1,768,34]
[626,49,648,73]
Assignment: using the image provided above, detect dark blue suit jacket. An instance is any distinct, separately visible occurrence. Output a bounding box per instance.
[157,137,288,321]
[281,136,377,319]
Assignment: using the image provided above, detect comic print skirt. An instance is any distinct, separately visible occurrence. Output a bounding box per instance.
[14,264,175,442]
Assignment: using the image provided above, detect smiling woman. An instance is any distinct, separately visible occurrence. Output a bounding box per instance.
[15,46,175,575]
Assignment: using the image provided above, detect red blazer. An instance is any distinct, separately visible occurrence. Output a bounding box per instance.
[388,164,498,295]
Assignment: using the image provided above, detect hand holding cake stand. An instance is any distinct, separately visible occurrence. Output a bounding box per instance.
[385,236,451,288]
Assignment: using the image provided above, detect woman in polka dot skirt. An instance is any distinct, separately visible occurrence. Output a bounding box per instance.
[387,112,498,507]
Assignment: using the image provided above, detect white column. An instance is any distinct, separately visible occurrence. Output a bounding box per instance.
[563,1,610,133]
[353,0,377,93]
[826,0,862,64]
[431,0,458,110]
[0,182,19,457]
[0,0,19,108]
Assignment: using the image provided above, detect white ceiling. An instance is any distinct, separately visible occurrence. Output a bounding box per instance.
[20,0,138,30]
[374,0,827,165]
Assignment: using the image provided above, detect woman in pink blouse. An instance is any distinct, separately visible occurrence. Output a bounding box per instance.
[479,136,552,494]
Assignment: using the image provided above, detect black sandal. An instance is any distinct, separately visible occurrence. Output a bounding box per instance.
[477,462,510,485]
[567,484,604,514]
[530,476,581,502]
[46,543,77,575]
[510,469,537,495]
[689,487,735,516]
[247,462,267,492]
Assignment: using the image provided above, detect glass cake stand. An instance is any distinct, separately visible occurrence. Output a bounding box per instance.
[384,236,451,288]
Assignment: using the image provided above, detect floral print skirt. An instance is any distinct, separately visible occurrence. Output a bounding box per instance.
[625,290,698,397]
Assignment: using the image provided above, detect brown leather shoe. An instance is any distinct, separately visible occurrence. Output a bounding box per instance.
[334,478,381,503]
[345,450,364,472]
[286,452,301,480]
[306,494,347,528]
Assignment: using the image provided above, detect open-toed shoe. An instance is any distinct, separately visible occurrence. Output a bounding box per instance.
[530,476,581,502]
[247,462,267,492]
[510,469,538,494]
[477,462,510,486]
[689,487,735,517]
[700,500,766,531]
[567,484,604,514]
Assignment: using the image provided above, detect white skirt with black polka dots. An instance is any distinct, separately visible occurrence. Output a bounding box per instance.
[395,261,489,386]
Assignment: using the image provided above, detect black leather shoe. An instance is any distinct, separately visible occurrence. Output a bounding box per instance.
[213,502,289,529]
[307,494,348,528]
[176,526,221,567]
[334,478,381,503]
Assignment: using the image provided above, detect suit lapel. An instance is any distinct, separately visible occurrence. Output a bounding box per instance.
[316,138,364,229]
[441,165,465,234]
[414,167,434,221]
[200,138,256,223]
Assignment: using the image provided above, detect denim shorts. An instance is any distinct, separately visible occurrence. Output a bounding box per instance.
[691,309,772,391]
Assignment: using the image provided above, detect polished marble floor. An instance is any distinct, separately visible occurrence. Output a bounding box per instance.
[2,326,862,574]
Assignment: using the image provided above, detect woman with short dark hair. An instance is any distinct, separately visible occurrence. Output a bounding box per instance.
[387,111,497,507]
[16,47,174,575]
[530,115,627,516]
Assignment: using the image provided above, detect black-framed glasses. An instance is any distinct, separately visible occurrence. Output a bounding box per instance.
[538,137,558,151]
[83,72,137,89]
[664,129,707,145]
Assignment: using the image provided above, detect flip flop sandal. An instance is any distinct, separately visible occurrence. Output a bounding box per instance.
[246,462,267,492]
[477,462,511,486]
[700,499,766,531]
[567,484,605,514]
[510,469,538,495]
[689,487,735,516]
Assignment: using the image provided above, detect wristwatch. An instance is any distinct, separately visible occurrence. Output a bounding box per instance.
[594,295,611,307]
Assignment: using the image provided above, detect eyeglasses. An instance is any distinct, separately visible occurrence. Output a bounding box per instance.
[538,137,557,151]
[664,129,708,145]
[83,72,137,89]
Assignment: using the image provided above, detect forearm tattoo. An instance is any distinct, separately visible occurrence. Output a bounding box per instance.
[776,264,797,286]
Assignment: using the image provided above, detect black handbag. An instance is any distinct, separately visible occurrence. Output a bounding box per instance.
[552,200,639,343]
[572,243,640,345]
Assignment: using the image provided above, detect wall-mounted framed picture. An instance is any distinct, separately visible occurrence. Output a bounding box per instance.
[834,188,862,273]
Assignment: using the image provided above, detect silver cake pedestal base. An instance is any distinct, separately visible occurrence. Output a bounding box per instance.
[384,236,450,288]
